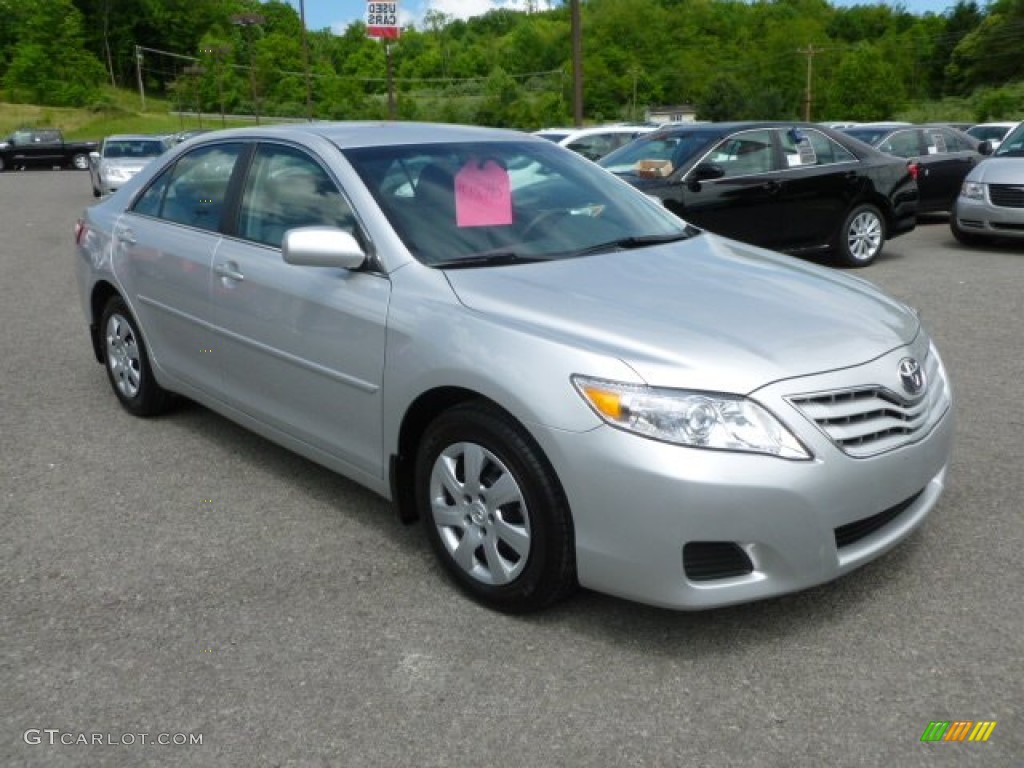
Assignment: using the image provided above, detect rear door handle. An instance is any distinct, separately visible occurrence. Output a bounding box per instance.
[214,262,244,282]
[115,227,136,245]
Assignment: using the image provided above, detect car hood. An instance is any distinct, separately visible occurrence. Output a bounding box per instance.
[444,234,919,394]
[102,158,154,173]
[969,157,1024,184]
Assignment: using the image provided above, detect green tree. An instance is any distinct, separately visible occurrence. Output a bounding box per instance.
[823,44,905,120]
[3,0,106,106]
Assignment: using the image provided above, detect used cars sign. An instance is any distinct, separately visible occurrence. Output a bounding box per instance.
[366,1,399,38]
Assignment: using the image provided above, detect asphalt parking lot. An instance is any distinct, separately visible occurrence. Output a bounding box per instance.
[2,169,1021,768]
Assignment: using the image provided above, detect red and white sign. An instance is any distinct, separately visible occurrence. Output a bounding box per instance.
[366,2,400,39]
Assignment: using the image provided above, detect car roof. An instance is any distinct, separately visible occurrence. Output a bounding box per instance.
[105,134,167,141]
[191,121,536,149]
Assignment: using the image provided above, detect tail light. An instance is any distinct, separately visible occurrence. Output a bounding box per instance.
[74,218,87,245]
[907,161,919,181]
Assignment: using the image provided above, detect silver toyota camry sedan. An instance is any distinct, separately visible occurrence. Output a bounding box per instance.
[75,122,954,613]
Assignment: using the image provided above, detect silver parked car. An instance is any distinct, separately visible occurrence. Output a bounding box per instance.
[951,121,1024,245]
[75,122,954,613]
[88,134,171,197]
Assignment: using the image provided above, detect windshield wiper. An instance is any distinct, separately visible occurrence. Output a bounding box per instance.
[431,252,550,269]
[568,231,693,257]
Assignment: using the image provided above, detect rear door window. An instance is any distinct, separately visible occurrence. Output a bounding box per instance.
[131,143,245,232]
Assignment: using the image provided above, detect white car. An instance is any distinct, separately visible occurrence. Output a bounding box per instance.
[965,121,1019,151]
[533,124,656,161]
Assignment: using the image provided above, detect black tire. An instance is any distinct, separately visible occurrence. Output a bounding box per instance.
[415,402,576,613]
[950,217,986,246]
[70,153,90,171]
[91,182,101,198]
[835,203,885,267]
[99,297,172,417]
[0,155,5,172]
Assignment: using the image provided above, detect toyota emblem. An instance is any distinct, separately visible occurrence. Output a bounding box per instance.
[898,357,926,396]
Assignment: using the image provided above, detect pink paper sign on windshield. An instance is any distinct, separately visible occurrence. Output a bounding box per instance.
[455,160,512,227]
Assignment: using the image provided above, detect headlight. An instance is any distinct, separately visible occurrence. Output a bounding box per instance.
[961,181,985,200]
[573,376,810,459]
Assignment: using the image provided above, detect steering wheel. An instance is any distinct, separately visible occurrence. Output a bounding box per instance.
[520,208,576,241]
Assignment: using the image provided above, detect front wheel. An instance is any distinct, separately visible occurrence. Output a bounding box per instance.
[835,203,885,267]
[99,297,171,417]
[415,402,576,613]
[70,153,90,171]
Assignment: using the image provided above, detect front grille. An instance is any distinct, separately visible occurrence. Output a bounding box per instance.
[834,490,923,549]
[992,221,1024,231]
[788,351,948,458]
[989,184,1024,209]
[683,542,753,581]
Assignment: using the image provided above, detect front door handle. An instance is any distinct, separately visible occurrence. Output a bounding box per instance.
[214,262,245,282]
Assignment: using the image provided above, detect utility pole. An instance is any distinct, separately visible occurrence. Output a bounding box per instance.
[201,45,230,128]
[571,0,583,126]
[299,0,313,121]
[798,44,820,122]
[135,45,146,111]
[232,13,265,124]
[386,45,396,119]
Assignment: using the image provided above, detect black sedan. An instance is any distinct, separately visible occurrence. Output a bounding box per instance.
[598,122,918,267]
[841,123,991,213]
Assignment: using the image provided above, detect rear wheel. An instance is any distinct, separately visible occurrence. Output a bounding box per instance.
[71,153,90,171]
[99,297,171,417]
[415,402,576,613]
[835,203,884,267]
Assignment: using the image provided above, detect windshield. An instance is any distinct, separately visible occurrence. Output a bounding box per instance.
[967,125,1011,142]
[103,140,167,159]
[842,127,894,145]
[994,123,1024,157]
[597,130,718,175]
[343,140,689,266]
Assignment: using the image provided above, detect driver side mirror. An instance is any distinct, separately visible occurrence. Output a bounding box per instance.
[687,162,725,191]
[282,226,366,270]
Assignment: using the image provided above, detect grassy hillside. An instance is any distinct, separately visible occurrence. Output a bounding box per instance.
[0,87,258,140]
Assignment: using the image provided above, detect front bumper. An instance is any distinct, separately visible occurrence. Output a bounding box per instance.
[954,193,1024,240]
[533,342,954,610]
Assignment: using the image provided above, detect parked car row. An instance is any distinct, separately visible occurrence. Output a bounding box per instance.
[839,123,991,213]
[598,121,918,266]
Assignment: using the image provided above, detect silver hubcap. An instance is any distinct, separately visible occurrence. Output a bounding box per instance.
[429,442,531,586]
[73,155,89,170]
[847,211,882,262]
[105,313,141,399]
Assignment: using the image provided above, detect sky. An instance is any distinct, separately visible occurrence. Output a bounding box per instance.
[283,0,969,35]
